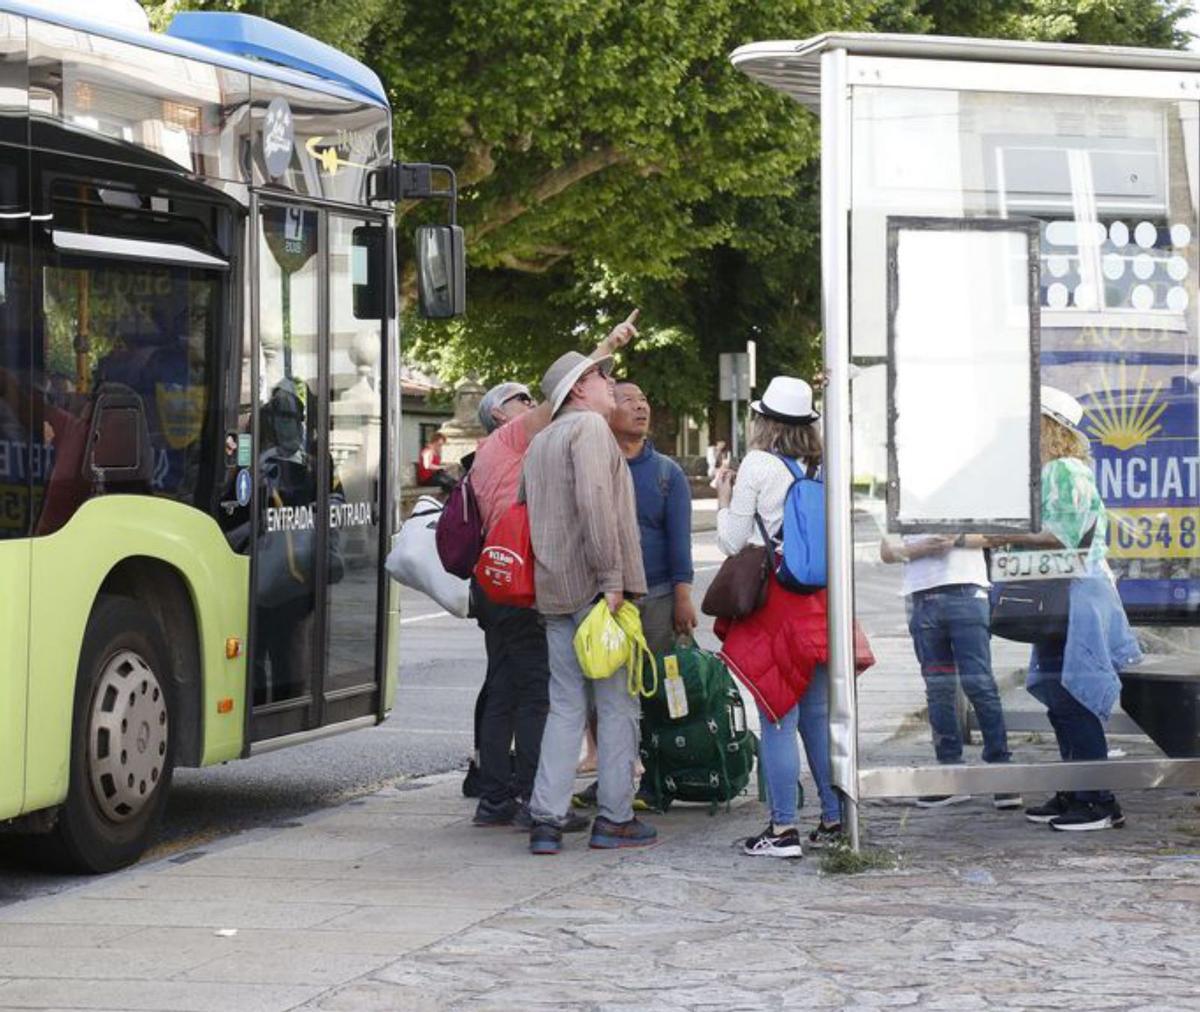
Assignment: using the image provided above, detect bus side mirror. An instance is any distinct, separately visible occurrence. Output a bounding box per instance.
[415,225,465,319]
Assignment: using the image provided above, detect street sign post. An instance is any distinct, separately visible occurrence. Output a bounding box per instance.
[719,347,756,458]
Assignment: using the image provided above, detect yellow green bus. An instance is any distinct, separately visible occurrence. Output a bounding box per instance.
[0,1,461,872]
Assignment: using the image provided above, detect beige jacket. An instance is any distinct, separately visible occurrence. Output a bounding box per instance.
[522,408,647,615]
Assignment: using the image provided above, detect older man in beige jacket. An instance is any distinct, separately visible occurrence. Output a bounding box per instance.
[522,350,654,855]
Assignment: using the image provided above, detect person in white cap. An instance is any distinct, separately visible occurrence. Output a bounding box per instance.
[713,375,841,858]
[521,340,654,854]
[991,385,1141,832]
[466,312,640,829]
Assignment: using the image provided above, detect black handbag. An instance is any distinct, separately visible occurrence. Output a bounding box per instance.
[989,579,1070,643]
[989,528,1094,644]
[701,516,773,620]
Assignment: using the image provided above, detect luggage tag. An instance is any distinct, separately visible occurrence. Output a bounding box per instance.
[663,654,689,720]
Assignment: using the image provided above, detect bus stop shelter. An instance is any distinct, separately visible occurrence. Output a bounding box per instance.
[732,34,1200,848]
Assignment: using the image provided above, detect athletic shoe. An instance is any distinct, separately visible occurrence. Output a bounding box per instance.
[589,816,658,850]
[571,782,598,809]
[1024,792,1072,824]
[806,821,844,848]
[529,822,562,855]
[915,794,971,808]
[993,793,1023,810]
[472,797,518,827]
[461,760,482,798]
[1049,800,1126,832]
[742,824,803,859]
[513,803,589,833]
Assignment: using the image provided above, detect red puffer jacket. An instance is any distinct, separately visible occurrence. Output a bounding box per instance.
[716,571,874,722]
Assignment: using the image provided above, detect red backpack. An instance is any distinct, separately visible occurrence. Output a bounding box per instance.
[474,500,536,608]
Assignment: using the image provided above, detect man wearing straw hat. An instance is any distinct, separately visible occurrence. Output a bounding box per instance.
[521,347,655,855]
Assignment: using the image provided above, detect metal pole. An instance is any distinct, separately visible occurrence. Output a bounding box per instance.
[730,372,739,460]
[821,47,860,852]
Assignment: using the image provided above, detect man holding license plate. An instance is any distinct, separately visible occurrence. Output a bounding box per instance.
[988,387,1142,832]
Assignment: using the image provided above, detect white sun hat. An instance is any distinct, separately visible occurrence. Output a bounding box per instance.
[1040,385,1084,432]
[750,376,820,424]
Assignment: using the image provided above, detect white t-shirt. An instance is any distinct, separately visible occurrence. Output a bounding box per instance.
[902,536,989,596]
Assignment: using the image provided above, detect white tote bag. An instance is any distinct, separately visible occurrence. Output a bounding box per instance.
[385,495,471,618]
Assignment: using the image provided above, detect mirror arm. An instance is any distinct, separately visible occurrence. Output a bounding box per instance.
[369,162,458,225]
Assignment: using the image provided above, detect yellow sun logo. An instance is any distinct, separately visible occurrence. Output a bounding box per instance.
[1083,362,1167,451]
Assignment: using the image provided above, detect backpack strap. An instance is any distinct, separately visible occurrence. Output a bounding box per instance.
[655,452,674,498]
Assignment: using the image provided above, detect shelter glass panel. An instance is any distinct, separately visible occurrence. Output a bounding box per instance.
[849,85,1200,784]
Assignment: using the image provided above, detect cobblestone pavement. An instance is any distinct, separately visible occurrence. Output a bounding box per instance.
[301,773,1200,1012]
[2,757,1195,1012]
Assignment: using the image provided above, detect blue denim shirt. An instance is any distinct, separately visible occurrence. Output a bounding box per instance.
[1027,571,1142,721]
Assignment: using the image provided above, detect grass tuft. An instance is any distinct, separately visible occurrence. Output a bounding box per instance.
[818,839,899,875]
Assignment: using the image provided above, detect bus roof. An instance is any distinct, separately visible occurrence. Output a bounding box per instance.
[0,1,388,108]
[732,33,1200,111]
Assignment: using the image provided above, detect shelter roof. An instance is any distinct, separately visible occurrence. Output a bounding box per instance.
[731,33,1200,111]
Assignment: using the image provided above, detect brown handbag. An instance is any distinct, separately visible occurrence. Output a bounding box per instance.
[701,515,773,620]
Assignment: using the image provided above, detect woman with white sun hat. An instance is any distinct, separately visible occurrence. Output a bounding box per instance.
[992,385,1141,832]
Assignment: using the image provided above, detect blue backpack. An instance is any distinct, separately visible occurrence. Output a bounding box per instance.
[772,453,826,593]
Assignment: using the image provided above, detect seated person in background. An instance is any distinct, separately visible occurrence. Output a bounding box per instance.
[417,431,456,493]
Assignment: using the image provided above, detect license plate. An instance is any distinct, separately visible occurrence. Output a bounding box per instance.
[990,549,1089,582]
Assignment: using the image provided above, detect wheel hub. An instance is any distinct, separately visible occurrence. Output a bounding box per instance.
[86,649,169,823]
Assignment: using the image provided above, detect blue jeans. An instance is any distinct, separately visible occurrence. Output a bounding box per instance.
[757,665,840,826]
[1029,640,1113,806]
[907,585,1011,765]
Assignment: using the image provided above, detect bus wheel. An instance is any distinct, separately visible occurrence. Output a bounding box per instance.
[50,595,175,874]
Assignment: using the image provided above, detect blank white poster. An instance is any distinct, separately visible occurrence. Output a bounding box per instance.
[892,227,1035,527]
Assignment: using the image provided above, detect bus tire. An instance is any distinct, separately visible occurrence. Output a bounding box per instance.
[49,595,176,873]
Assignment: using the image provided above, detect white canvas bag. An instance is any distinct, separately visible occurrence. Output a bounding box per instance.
[385,495,470,618]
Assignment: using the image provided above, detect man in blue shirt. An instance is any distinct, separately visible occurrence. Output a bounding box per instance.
[609,379,696,652]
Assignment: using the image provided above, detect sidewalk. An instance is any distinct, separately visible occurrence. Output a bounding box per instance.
[1,759,1198,1012]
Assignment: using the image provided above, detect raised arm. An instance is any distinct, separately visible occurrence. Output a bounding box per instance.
[521,309,640,441]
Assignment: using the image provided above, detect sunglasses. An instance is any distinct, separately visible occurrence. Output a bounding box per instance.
[503,392,534,406]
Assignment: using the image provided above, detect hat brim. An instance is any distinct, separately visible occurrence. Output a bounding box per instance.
[750,399,820,425]
[1040,404,1084,434]
[551,355,613,416]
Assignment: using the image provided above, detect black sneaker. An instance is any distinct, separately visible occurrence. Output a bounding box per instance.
[589,816,658,850]
[529,822,562,855]
[993,793,1023,810]
[461,760,482,798]
[472,796,518,827]
[1049,800,1126,832]
[513,802,590,833]
[742,824,803,859]
[1024,792,1071,824]
[806,821,843,849]
[915,794,970,809]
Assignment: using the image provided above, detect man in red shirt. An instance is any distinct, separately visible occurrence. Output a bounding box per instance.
[468,311,639,828]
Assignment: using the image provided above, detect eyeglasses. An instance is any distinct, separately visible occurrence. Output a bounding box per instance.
[503,392,534,406]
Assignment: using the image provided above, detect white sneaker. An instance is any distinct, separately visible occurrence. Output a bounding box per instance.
[742,824,803,859]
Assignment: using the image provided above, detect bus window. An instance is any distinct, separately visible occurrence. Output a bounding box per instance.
[0,150,28,539]
[31,177,228,536]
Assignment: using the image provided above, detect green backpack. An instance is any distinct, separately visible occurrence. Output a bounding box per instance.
[639,644,759,812]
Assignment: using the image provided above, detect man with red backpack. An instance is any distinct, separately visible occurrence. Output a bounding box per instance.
[465,313,640,829]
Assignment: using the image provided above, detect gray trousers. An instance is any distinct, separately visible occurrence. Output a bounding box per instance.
[529,602,640,826]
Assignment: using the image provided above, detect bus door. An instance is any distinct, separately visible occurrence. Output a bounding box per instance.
[249,201,387,742]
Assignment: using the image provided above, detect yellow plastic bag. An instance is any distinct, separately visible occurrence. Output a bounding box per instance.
[573,599,658,699]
